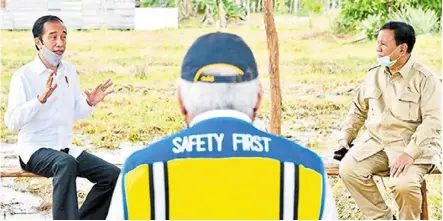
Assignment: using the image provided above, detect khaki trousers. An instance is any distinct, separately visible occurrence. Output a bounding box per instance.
[338,141,431,220]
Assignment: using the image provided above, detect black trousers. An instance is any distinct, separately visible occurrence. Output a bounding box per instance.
[19,148,120,220]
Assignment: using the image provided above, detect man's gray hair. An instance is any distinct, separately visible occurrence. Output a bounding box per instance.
[178,78,260,118]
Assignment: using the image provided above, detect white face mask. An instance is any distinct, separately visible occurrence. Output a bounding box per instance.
[377,46,401,67]
[40,45,63,66]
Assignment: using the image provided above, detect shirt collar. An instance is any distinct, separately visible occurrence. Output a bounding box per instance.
[189,109,252,127]
[32,55,64,75]
[31,55,48,75]
[397,54,415,78]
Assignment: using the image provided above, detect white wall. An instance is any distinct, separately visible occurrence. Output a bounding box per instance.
[134,7,178,30]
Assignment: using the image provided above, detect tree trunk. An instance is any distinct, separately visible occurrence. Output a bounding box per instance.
[218,0,227,27]
[184,0,191,18]
[263,0,282,135]
[294,0,299,13]
[271,0,274,12]
[289,0,294,13]
[278,0,285,12]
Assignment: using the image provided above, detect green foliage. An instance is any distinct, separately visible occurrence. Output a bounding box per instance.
[389,5,439,35]
[361,14,386,40]
[339,0,442,22]
[340,0,391,23]
[222,0,247,21]
[300,0,326,14]
[330,15,358,34]
[137,0,175,8]
[140,0,336,15]
[394,0,442,19]
[192,0,217,14]
[336,0,442,37]
[191,0,246,22]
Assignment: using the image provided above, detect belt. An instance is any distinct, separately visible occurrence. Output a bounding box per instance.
[60,148,70,154]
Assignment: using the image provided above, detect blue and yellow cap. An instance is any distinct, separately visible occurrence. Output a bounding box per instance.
[181,32,259,83]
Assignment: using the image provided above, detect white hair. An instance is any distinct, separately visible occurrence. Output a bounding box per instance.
[178,78,260,118]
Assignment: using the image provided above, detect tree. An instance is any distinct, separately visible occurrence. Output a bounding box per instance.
[184,0,191,18]
[263,0,282,135]
[278,0,285,12]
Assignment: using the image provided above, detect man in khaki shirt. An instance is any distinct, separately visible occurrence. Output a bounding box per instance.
[338,21,441,220]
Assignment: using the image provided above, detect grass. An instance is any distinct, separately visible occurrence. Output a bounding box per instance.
[1,13,441,219]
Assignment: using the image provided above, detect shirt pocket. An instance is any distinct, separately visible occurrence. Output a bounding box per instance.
[392,91,420,121]
[364,87,382,117]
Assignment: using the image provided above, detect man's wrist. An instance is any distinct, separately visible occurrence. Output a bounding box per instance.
[403,151,414,159]
[37,95,47,103]
[86,99,94,107]
[338,139,351,149]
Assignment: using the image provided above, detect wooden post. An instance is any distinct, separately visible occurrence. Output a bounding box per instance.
[420,180,429,220]
[263,0,282,135]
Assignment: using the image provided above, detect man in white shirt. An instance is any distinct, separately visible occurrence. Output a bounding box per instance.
[4,15,120,220]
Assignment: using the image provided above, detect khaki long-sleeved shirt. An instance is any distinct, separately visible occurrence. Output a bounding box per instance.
[341,54,441,164]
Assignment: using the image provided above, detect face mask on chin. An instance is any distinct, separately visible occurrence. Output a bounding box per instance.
[40,46,63,67]
[377,46,402,67]
[38,39,64,67]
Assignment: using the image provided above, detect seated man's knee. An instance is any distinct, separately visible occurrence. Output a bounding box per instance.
[390,176,420,195]
[53,155,78,173]
[338,155,357,180]
[109,165,120,183]
[102,164,120,184]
